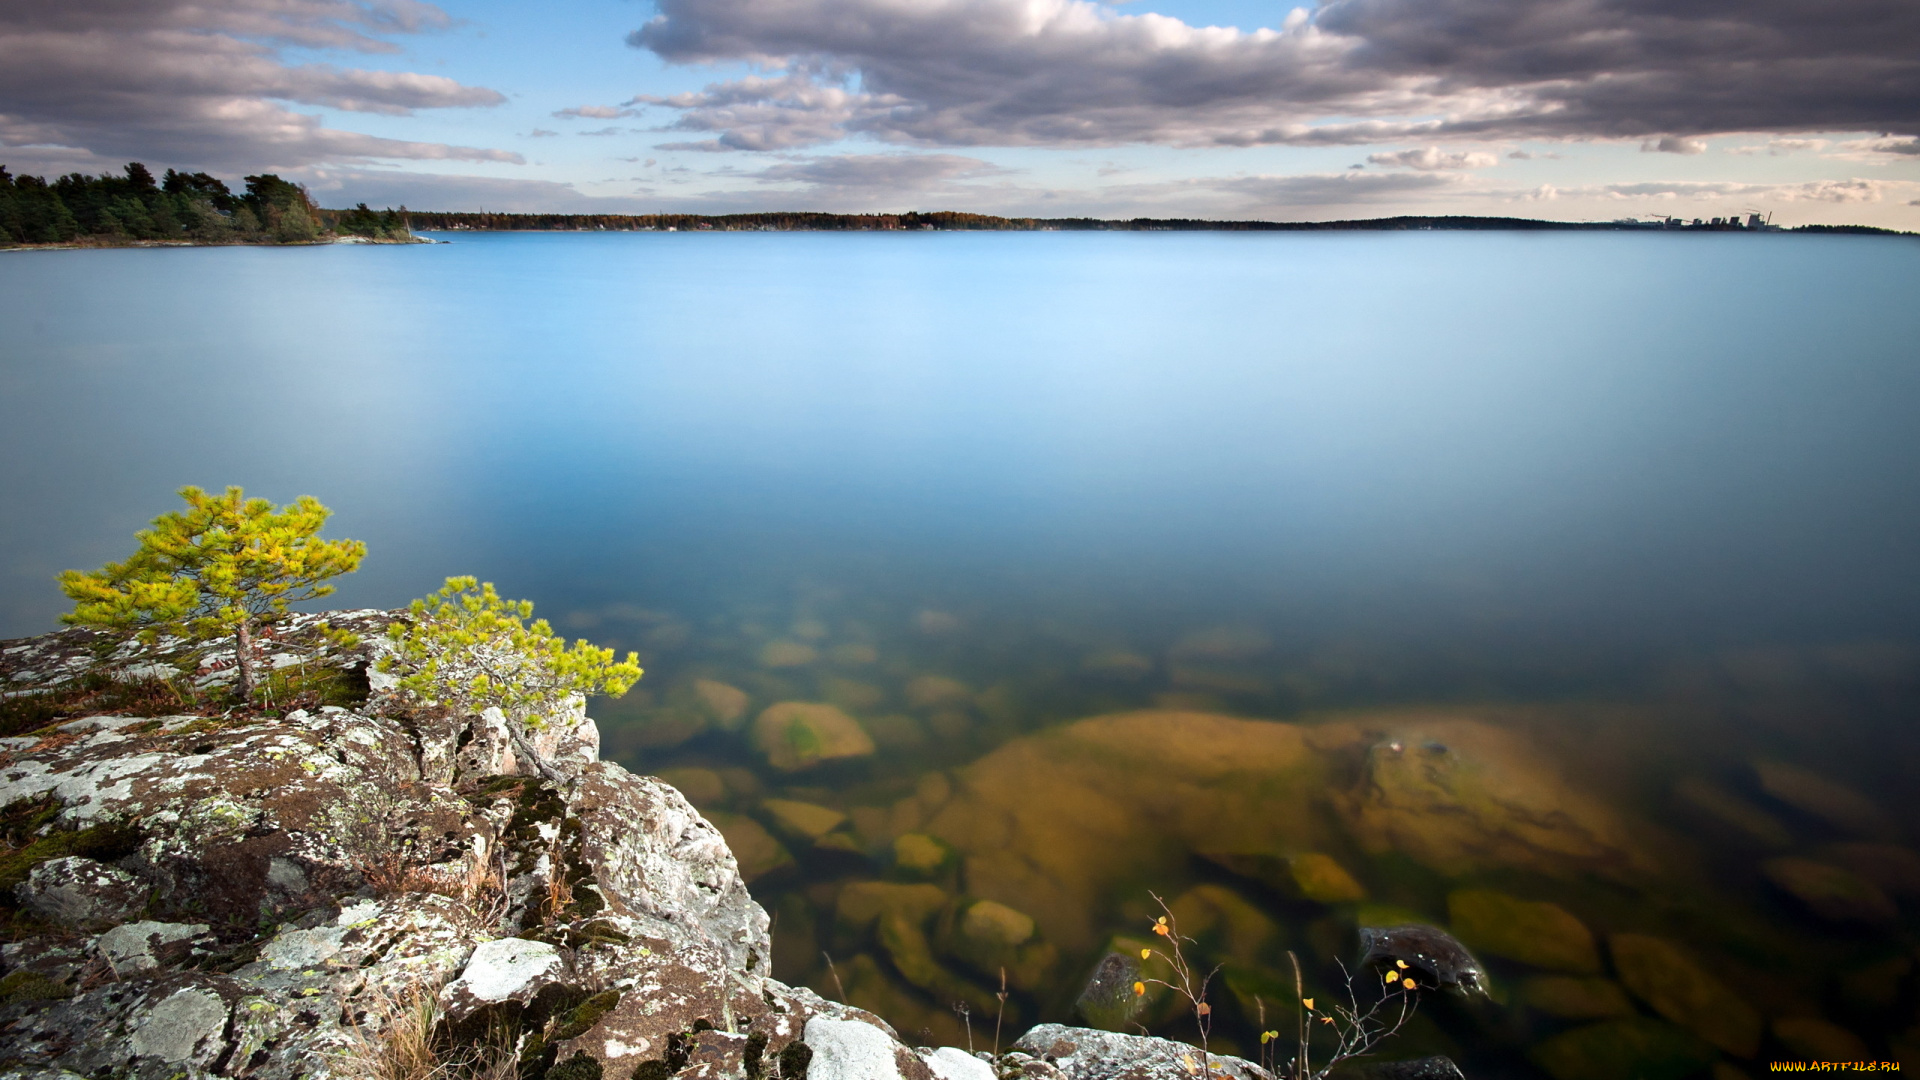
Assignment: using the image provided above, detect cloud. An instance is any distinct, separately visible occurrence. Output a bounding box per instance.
[1641,136,1707,155]
[1840,135,1920,156]
[528,128,559,138]
[555,105,640,119]
[752,152,1003,192]
[1542,177,1899,203]
[0,0,517,172]
[1367,146,1498,170]
[577,127,625,137]
[298,168,654,212]
[627,0,1920,151]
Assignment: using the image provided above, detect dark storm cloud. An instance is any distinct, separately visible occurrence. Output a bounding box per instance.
[626,0,1920,150]
[0,0,517,173]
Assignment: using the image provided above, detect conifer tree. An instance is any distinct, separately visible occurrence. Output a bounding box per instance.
[58,486,366,703]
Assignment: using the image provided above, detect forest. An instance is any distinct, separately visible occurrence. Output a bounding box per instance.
[0,162,411,246]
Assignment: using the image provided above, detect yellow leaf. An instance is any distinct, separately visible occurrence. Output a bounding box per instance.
[1134,981,1146,996]
[1403,978,1416,990]
[1302,998,1314,1010]
[1395,959,1409,970]
[1141,949,1152,960]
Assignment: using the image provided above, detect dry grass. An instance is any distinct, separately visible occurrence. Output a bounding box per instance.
[337,979,520,1080]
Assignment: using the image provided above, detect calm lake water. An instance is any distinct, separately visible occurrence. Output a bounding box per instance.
[4,231,1919,1075]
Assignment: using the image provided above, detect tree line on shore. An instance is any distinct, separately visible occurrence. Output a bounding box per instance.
[0,162,411,246]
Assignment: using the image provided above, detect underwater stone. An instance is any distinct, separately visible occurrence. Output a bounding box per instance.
[706,812,793,882]
[1168,884,1280,964]
[1447,889,1600,973]
[1610,933,1761,1057]
[764,798,849,840]
[906,675,971,710]
[656,766,726,807]
[892,832,952,877]
[1819,842,1920,897]
[1529,1017,1717,1080]
[760,640,819,668]
[1286,853,1368,903]
[693,678,750,728]
[1358,924,1486,995]
[1772,1016,1870,1061]
[837,881,950,932]
[753,702,875,771]
[1672,777,1794,849]
[1761,857,1898,925]
[1519,975,1637,1019]
[1753,761,1895,838]
[1075,952,1145,1031]
[960,900,1035,948]
[1337,718,1652,881]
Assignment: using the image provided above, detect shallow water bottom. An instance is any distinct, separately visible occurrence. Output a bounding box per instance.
[585,590,1920,1078]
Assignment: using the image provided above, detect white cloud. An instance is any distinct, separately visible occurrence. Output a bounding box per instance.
[555,105,640,120]
[627,0,1920,152]
[0,0,517,172]
[1367,146,1498,170]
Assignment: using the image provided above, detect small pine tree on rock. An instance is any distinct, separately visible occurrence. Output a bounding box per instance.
[58,486,366,703]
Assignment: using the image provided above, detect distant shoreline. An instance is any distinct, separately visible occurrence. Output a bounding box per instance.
[0,234,438,253]
[400,210,1916,236]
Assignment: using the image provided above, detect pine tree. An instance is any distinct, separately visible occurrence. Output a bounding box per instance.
[58,486,366,703]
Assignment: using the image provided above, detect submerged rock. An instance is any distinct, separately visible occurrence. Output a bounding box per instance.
[1529,1017,1718,1080]
[1771,1016,1870,1061]
[1672,777,1794,849]
[763,798,849,841]
[1337,718,1654,881]
[1519,975,1637,1020]
[1359,924,1488,995]
[1753,761,1895,838]
[1610,933,1762,1057]
[753,702,876,771]
[1200,850,1368,903]
[1761,857,1899,925]
[1446,889,1600,973]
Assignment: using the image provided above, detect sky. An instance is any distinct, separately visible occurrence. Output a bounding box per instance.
[2,0,1917,224]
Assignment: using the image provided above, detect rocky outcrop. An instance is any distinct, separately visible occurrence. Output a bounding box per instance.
[0,619,962,1080]
[0,619,1274,1080]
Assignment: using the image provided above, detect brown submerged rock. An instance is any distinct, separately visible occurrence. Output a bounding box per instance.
[1447,889,1600,973]
[1337,717,1655,881]
[1610,932,1762,1057]
[1761,856,1899,925]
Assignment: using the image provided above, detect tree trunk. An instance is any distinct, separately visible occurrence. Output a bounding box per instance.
[235,618,255,704]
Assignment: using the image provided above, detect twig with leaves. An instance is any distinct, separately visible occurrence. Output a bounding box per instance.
[1262,950,1418,1080]
[1141,893,1224,1078]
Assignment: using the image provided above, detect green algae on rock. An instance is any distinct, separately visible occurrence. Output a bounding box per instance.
[1447,889,1601,973]
[1610,932,1762,1057]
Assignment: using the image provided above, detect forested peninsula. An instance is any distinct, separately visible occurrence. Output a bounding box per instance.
[0,162,413,247]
